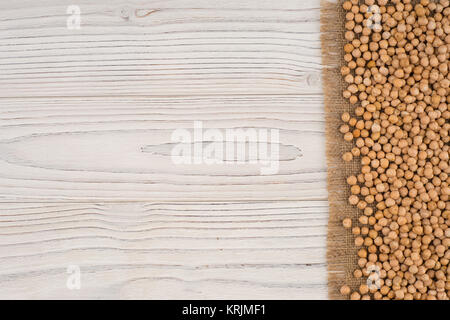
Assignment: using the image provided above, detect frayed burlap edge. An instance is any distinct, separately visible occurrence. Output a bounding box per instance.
[321,0,363,299]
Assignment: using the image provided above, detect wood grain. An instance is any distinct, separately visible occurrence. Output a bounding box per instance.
[0,0,328,299]
[0,201,327,299]
[0,0,322,97]
[0,95,326,202]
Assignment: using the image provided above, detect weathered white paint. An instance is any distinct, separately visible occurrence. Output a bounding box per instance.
[0,0,328,299]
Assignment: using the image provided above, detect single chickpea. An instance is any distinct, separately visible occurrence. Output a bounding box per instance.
[343,218,353,229]
[340,285,351,295]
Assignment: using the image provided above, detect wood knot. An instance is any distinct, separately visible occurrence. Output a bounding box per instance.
[119,6,132,20]
[134,9,159,18]
[306,73,321,87]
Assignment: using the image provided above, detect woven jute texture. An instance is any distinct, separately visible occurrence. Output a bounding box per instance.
[320,0,363,299]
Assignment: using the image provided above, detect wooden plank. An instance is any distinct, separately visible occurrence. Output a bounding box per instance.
[0,0,322,97]
[0,95,327,202]
[0,201,327,299]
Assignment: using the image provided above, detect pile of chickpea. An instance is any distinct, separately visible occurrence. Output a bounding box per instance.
[338,0,449,300]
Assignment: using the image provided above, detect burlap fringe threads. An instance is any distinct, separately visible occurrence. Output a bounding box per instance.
[321,0,364,299]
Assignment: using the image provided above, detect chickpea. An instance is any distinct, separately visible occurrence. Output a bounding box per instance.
[343,218,353,229]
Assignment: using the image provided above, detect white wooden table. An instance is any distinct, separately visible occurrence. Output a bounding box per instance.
[0,0,328,299]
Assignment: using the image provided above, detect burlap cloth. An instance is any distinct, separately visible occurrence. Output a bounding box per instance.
[321,0,363,299]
